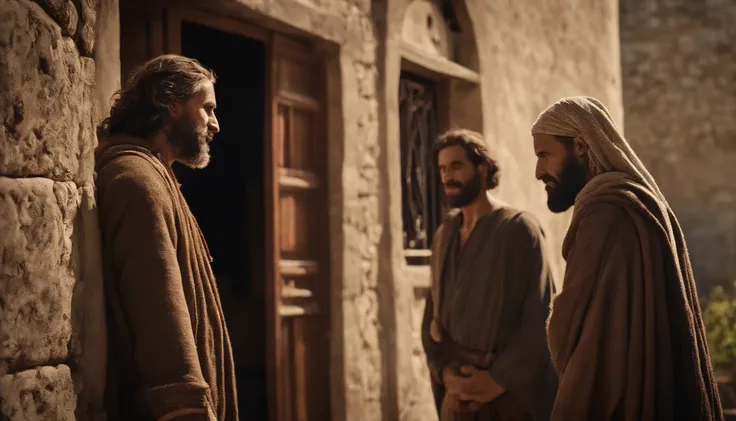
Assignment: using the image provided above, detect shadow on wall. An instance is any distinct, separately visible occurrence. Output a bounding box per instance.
[324,40,347,421]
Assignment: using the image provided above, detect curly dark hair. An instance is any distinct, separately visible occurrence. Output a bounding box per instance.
[433,129,500,190]
[97,54,216,140]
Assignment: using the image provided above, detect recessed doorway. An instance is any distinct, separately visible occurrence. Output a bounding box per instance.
[174,21,268,419]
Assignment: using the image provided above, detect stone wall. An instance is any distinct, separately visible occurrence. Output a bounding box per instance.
[0,0,105,419]
[620,0,736,291]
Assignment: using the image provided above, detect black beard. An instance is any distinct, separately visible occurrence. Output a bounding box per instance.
[445,169,483,208]
[544,158,587,213]
[168,115,212,169]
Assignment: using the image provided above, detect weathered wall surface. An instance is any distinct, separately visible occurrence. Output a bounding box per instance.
[620,0,736,290]
[0,0,105,419]
[471,0,623,284]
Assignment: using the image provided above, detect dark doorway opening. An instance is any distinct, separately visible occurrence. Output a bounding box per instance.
[176,21,267,419]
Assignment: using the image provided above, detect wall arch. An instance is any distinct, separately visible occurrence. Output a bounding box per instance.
[398,0,484,134]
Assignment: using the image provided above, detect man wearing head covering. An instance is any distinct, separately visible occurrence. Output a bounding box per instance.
[531,96,723,420]
[421,129,558,421]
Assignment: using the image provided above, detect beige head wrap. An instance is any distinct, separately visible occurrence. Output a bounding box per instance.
[531,96,666,203]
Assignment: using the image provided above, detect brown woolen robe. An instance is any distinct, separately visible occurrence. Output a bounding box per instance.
[547,172,723,420]
[95,134,238,421]
[422,206,558,421]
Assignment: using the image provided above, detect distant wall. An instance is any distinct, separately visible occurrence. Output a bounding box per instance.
[620,0,736,290]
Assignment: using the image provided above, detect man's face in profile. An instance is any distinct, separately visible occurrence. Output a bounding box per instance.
[533,133,588,213]
[168,80,220,169]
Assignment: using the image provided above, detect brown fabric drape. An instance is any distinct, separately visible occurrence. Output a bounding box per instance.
[531,96,722,420]
[547,172,723,420]
[96,134,238,421]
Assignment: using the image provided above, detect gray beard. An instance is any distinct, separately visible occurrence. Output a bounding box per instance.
[168,117,212,169]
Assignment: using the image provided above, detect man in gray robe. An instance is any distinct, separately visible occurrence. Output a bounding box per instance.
[422,129,558,421]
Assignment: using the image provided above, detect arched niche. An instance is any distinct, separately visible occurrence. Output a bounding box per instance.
[398,0,484,264]
[399,0,482,134]
[401,0,479,72]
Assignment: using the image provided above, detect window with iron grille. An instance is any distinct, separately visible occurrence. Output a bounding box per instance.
[399,73,443,265]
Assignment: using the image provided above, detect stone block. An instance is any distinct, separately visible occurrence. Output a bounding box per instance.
[75,0,96,56]
[0,178,79,374]
[32,0,78,36]
[0,0,96,184]
[0,365,76,420]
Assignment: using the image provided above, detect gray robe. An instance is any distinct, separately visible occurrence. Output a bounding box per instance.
[421,206,558,421]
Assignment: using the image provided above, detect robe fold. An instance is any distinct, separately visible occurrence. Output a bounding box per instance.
[422,206,558,421]
[547,172,723,421]
[95,134,239,421]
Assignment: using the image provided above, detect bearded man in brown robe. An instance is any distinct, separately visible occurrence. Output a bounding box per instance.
[95,55,238,421]
[532,96,723,420]
[421,129,558,421]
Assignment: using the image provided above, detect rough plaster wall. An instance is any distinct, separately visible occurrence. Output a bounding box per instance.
[407,284,434,420]
[620,0,736,290]
[397,0,625,420]
[469,0,623,286]
[0,0,101,419]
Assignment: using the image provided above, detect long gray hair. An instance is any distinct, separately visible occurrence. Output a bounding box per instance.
[97,54,216,140]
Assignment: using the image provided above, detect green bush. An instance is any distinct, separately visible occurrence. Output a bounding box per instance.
[703,281,736,373]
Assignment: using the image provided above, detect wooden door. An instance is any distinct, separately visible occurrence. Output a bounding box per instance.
[119,5,166,87]
[265,34,330,421]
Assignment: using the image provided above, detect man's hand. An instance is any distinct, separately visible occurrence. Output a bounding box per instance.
[454,365,505,404]
[441,366,475,412]
[443,393,484,413]
[442,365,503,412]
[441,366,463,394]
[443,365,502,399]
